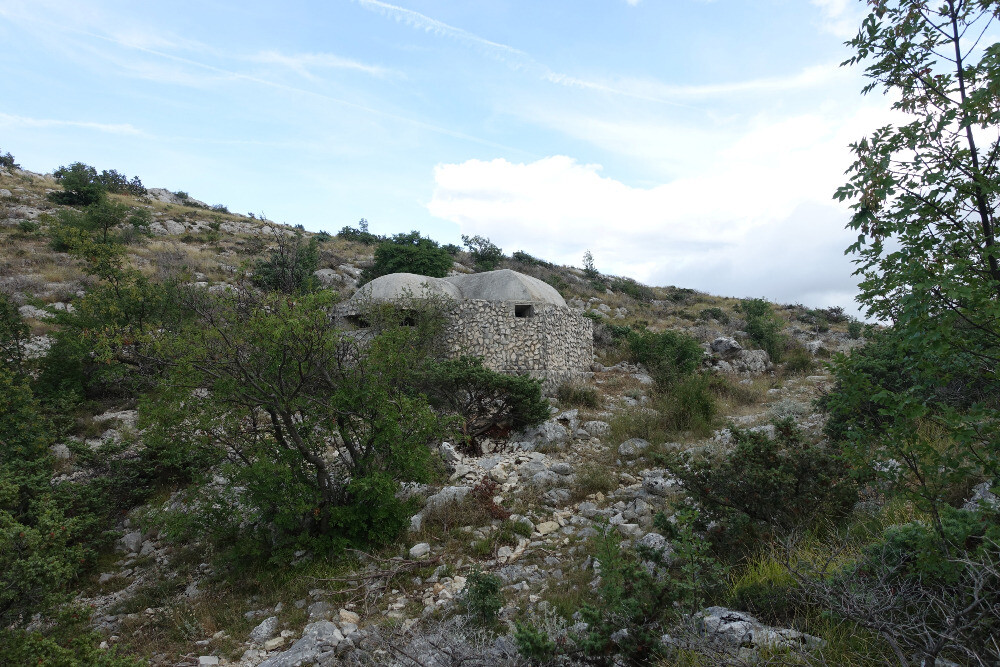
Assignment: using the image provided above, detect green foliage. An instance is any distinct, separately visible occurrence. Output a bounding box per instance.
[736,298,785,362]
[420,356,549,455]
[525,512,727,664]
[833,0,1000,516]
[822,326,997,518]
[513,621,557,663]
[49,162,106,206]
[314,230,332,243]
[626,328,703,390]
[0,149,18,169]
[698,307,729,324]
[782,344,814,374]
[96,169,146,196]
[609,277,655,302]
[461,234,504,271]
[812,507,1000,665]
[151,291,444,558]
[846,318,863,340]
[582,250,600,282]
[512,250,546,266]
[668,419,856,554]
[337,219,382,245]
[0,607,145,667]
[0,293,28,374]
[462,569,504,626]
[360,231,453,284]
[0,366,89,628]
[658,373,717,435]
[252,233,319,294]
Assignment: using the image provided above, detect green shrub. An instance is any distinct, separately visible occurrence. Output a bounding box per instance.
[658,373,717,435]
[360,231,453,284]
[462,569,504,626]
[667,419,856,555]
[609,277,655,302]
[847,318,863,339]
[512,250,546,266]
[252,233,319,294]
[0,149,18,169]
[314,230,332,243]
[337,219,382,245]
[782,344,814,374]
[420,356,549,455]
[729,554,800,626]
[626,328,703,390]
[737,298,786,362]
[0,607,145,666]
[556,381,601,408]
[96,169,145,196]
[698,307,730,324]
[49,163,106,206]
[461,234,504,271]
[151,291,444,559]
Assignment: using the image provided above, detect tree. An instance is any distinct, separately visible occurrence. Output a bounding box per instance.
[147,290,446,555]
[461,234,504,271]
[49,163,106,206]
[251,231,319,294]
[834,0,1000,523]
[360,231,453,284]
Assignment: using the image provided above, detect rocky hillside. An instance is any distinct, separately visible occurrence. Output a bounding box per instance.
[1,163,903,667]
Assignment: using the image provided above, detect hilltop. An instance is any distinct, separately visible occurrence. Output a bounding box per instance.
[5,159,992,667]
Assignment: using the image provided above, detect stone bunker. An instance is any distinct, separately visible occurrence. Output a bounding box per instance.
[342,269,593,388]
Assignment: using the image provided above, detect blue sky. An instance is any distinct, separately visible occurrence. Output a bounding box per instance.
[1,0,889,312]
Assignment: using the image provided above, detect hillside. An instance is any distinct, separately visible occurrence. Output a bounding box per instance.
[2,161,994,667]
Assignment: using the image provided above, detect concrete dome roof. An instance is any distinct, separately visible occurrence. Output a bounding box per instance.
[351,269,566,307]
[352,273,462,301]
[443,269,566,306]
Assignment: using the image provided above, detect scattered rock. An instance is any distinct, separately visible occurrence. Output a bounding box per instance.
[250,616,280,643]
[618,438,650,458]
[409,543,431,559]
[258,621,344,667]
[536,521,559,536]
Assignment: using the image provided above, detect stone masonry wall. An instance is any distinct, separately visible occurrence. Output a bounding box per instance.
[441,301,593,386]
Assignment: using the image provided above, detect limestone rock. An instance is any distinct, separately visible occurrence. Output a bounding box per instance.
[258,621,344,667]
[250,616,280,643]
[618,438,650,458]
[409,543,431,559]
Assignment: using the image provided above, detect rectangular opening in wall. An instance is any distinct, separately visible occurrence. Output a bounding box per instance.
[514,304,534,318]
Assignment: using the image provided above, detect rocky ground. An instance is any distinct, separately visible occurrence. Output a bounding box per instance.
[1,166,865,665]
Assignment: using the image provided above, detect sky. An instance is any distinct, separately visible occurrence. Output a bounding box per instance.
[0,0,892,314]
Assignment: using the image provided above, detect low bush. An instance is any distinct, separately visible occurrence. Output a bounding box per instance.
[610,277,655,302]
[0,149,18,169]
[782,344,814,374]
[626,328,703,390]
[360,231,453,284]
[252,233,319,294]
[658,373,718,435]
[556,381,601,408]
[737,298,786,363]
[461,234,504,271]
[337,219,382,245]
[667,419,856,555]
[462,569,504,626]
[420,356,549,455]
[698,307,730,324]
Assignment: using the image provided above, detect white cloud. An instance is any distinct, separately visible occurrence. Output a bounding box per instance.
[428,104,896,313]
[0,112,145,136]
[251,50,392,79]
[811,0,864,38]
